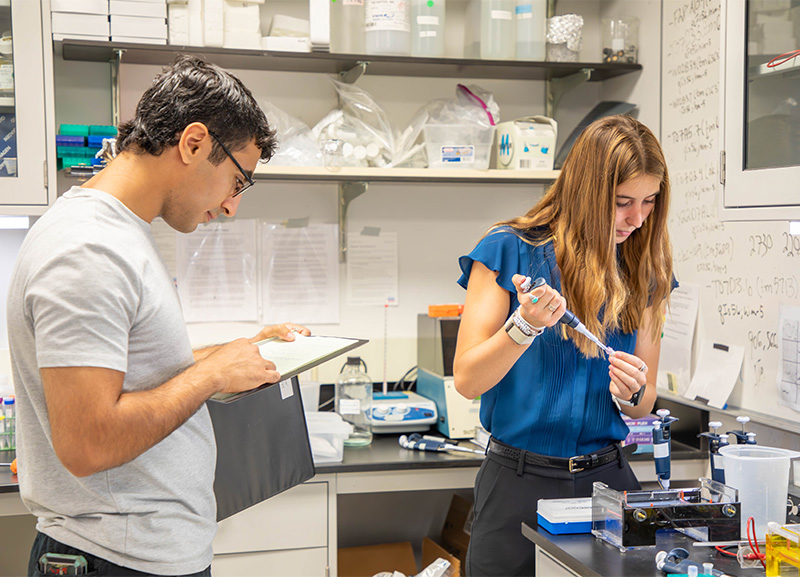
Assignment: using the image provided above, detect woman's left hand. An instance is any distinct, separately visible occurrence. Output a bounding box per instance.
[250,323,311,344]
[608,350,648,402]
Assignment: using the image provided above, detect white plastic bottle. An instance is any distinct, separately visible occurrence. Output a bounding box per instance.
[365,0,411,56]
[515,0,546,61]
[335,357,373,446]
[411,0,446,58]
[3,397,14,451]
[330,0,365,55]
[480,0,515,60]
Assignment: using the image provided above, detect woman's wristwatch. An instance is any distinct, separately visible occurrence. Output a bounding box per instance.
[503,307,545,346]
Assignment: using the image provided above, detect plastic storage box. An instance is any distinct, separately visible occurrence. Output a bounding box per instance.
[304,411,353,464]
[537,497,592,535]
[423,124,496,170]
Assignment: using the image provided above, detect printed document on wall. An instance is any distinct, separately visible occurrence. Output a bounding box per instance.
[176,219,258,323]
[346,231,398,306]
[684,340,744,409]
[778,305,800,413]
[657,283,698,395]
[261,223,339,325]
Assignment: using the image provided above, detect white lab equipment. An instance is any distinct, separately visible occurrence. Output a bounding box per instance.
[330,0,365,54]
[515,0,546,60]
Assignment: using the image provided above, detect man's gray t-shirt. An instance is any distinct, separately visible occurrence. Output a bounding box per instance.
[7,187,216,574]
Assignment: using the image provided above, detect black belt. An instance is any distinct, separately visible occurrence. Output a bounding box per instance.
[488,438,624,474]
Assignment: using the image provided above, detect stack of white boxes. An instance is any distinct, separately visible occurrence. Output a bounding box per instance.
[51,0,110,42]
[110,0,168,45]
[166,0,263,49]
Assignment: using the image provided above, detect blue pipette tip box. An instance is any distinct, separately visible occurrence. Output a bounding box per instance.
[537,497,592,535]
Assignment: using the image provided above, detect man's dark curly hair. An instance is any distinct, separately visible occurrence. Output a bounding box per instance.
[116,54,276,164]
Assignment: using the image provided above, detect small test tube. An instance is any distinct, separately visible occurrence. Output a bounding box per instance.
[702,563,714,576]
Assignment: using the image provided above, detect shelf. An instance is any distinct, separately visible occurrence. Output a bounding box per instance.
[59,39,642,82]
[0,95,12,109]
[254,165,559,184]
[749,56,800,80]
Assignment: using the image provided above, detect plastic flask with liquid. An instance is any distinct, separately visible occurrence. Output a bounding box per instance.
[335,357,373,446]
[365,0,410,56]
[330,0,365,54]
[514,0,546,60]
[411,0,446,58]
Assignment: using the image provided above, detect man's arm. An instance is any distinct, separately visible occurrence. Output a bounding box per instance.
[43,337,277,478]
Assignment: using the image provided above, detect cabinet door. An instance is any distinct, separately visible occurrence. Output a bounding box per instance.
[0,0,54,212]
[720,0,800,220]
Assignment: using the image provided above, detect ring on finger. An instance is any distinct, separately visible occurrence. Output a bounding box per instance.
[547,304,557,312]
[529,294,539,304]
[639,363,647,373]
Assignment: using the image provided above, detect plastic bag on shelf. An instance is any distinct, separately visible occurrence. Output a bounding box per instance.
[259,99,323,166]
[327,78,399,167]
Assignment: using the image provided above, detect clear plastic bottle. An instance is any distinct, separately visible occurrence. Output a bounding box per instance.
[411,0,446,58]
[514,0,546,61]
[3,397,14,451]
[335,357,373,446]
[465,0,515,60]
[330,0,365,55]
[365,0,411,56]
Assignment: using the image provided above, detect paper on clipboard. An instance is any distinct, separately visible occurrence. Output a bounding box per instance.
[684,340,744,408]
[210,334,368,403]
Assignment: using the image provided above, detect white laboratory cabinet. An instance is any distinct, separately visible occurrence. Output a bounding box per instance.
[720,0,800,220]
[0,0,57,213]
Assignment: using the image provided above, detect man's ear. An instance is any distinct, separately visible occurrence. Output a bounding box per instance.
[177,122,211,166]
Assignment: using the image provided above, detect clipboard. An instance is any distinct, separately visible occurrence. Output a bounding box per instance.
[208,375,315,521]
[209,335,368,404]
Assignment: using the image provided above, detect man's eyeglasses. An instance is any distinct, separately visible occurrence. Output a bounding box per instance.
[208,131,255,198]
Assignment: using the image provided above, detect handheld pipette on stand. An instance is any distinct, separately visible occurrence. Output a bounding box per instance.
[698,421,728,484]
[728,416,757,445]
[653,408,679,489]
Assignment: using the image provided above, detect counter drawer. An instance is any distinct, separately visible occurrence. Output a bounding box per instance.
[213,481,328,554]
[212,546,328,576]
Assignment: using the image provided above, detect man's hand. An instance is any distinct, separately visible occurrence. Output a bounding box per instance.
[249,323,311,344]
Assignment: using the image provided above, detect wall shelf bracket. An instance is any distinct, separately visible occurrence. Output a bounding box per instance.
[338,181,368,261]
[340,61,369,84]
[546,68,592,118]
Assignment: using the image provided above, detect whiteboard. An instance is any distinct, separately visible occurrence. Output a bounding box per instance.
[661,0,799,424]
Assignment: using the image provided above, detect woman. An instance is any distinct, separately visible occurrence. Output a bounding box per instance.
[454,115,674,577]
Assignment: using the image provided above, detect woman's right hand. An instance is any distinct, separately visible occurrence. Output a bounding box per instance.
[512,274,567,330]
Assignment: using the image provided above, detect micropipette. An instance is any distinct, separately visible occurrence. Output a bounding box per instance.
[521,276,614,356]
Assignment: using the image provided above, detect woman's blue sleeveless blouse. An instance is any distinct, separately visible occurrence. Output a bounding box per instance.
[457,229,635,458]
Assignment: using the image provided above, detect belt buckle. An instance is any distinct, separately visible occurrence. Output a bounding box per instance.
[568,457,584,473]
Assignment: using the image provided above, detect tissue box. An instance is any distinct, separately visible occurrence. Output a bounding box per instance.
[496,116,557,170]
[305,411,353,464]
[537,497,592,534]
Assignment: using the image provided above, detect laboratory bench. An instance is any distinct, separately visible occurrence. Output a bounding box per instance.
[523,522,765,577]
[0,436,707,577]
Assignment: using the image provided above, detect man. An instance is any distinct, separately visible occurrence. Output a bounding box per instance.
[7,55,308,576]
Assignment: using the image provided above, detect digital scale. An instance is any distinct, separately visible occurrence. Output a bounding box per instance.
[369,391,438,433]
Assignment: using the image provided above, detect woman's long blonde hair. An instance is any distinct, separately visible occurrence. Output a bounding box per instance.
[490,115,673,356]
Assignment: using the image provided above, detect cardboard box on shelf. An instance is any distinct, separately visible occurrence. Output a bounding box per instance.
[441,494,473,574]
[338,537,459,577]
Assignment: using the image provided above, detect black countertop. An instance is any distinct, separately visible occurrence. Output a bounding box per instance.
[0,436,705,493]
[522,522,765,577]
